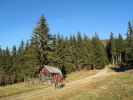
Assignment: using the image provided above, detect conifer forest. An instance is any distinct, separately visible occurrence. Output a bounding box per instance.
[0,16,133,86]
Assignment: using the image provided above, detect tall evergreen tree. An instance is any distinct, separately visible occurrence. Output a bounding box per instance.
[82,35,94,69]
[92,33,108,69]
[126,21,133,65]
[115,34,125,64]
[106,32,117,64]
[32,15,49,71]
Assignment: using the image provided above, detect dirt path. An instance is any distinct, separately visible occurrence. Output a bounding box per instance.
[0,68,114,100]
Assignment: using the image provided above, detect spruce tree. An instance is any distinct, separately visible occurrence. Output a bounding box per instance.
[32,15,49,71]
[115,34,125,64]
[82,36,93,69]
[126,21,133,65]
[106,32,116,64]
[92,33,108,69]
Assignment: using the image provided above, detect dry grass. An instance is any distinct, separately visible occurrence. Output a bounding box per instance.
[66,69,98,82]
[0,68,133,100]
[67,72,133,100]
[0,80,48,98]
[0,69,97,99]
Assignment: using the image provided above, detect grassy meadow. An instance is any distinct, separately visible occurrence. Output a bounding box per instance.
[0,68,133,100]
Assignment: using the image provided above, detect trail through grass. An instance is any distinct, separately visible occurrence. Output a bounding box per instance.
[0,68,133,100]
[0,70,97,99]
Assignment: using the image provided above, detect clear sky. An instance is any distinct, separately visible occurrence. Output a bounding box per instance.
[0,0,133,48]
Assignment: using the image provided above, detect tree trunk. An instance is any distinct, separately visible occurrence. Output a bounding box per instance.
[120,53,122,64]
[112,56,114,65]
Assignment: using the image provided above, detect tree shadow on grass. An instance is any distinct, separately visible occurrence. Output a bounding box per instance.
[111,65,133,72]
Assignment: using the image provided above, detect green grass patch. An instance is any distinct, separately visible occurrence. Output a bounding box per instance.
[118,73,133,80]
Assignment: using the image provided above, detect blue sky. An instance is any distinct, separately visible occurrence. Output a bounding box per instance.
[0,0,133,48]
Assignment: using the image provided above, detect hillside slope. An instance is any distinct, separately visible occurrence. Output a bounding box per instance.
[0,68,133,100]
[0,68,112,100]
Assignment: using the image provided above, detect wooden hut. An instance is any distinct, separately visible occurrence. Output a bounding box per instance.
[39,65,63,87]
